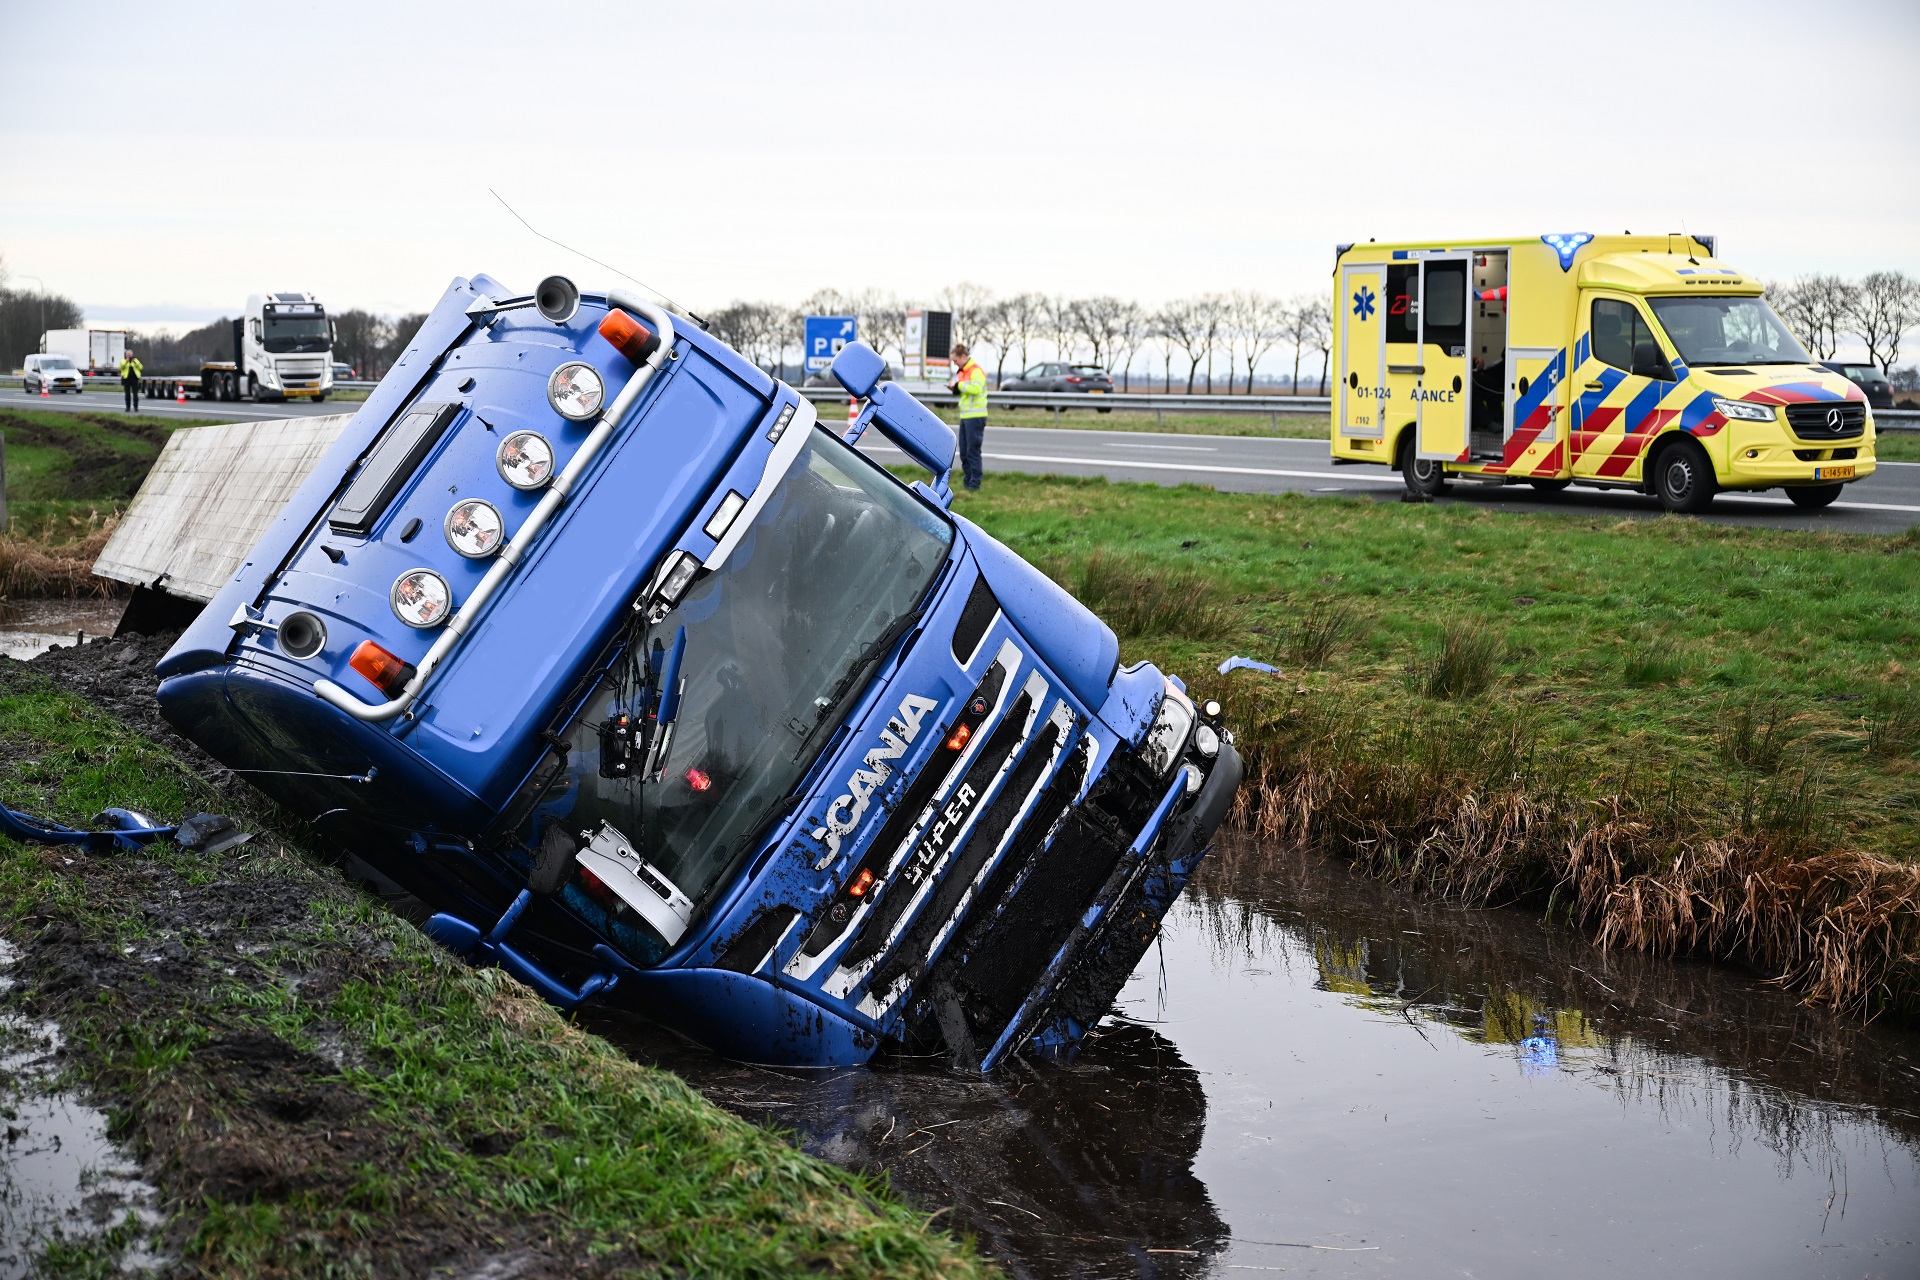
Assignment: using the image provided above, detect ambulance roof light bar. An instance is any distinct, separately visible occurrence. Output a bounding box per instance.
[314,287,676,723]
[1541,233,1594,271]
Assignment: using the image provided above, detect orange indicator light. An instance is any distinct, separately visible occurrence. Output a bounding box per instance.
[848,868,875,897]
[685,767,712,792]
[945,722,973,751]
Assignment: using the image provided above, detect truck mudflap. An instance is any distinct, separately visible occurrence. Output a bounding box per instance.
[922,741,1243,1071]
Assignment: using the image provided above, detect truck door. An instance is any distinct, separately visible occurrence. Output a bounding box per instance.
[1415,254,1469,463]
[1571,295,1678,481]
[1338,261,1387,439]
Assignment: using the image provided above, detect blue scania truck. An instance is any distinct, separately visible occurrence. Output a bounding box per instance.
[154,274,1241,1069]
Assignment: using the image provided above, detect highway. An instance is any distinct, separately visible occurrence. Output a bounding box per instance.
[6,387,1915,535]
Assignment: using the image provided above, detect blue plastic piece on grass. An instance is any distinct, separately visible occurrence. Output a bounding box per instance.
[424,889,621,1010]
[1,801,177,853]
[1217,656,1280,676]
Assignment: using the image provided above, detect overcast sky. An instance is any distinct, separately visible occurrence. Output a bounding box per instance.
[3,0,1916,328]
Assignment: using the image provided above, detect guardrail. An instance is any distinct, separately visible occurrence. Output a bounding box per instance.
[6,373,1919,430]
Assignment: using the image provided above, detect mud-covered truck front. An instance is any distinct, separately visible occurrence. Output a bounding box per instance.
[155,274,1241,1069]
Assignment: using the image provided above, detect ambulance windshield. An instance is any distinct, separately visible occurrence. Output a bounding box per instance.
[1647,296,1811,367]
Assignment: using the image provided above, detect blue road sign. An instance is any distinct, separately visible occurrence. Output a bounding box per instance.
[804,315,858,374]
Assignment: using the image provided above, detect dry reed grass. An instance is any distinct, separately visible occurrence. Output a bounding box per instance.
[1195,670,1920,1020]
[0,517,123,599]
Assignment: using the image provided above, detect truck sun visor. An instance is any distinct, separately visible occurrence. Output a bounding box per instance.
[329,401,461,535]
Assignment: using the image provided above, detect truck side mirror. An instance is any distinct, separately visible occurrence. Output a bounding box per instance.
[1632,342,1673,381]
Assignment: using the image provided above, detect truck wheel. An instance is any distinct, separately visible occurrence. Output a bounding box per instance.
[1398,435,1449,498]
[1527,478,1572,494]
[312,393,327,402]
[1786,483,1843,510]
[248,374,260,402]
[1653,440,1716,514]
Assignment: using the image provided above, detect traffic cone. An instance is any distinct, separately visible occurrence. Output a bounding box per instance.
[175,382,187,404]
[848,398,860,427]
[40,379,50,397]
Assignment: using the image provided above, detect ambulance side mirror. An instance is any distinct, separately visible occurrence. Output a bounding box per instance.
[1632,343,1674,382]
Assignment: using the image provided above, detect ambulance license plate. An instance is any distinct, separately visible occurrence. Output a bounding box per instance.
[1815,465,1854,480]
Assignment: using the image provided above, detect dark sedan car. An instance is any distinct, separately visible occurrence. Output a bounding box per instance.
[1001,361,1116,394]
[1818,361,1894,410]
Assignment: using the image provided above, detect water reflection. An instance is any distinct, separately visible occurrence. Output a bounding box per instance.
[0,600,125,661]
[598,835,1920,1279]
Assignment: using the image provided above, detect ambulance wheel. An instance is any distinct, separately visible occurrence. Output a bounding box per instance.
[1654,440,1716,514]
[1786,483,1843,510]
[1399,439,1449,497]
[1527,478,1572,494]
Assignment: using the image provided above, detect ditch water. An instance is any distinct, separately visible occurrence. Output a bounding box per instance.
[591,835,1920,1279]
[0,600,125,662]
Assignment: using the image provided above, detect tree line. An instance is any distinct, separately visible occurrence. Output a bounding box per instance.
[706,287,1339,393]
[1766,272,1919,375]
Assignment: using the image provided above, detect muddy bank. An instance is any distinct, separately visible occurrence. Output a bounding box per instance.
[0,646,989,1278]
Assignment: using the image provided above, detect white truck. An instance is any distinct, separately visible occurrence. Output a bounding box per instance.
[194,292,336,402]
[41,327,129,376]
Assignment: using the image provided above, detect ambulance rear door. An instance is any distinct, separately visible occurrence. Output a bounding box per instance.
[1415,253,1469,462]
[1338,261,1387,439]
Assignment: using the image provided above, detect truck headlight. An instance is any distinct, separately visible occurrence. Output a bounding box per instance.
[1713,398,1776,422]
[496,431,555,489]
[391,569,452,628]
[1139,681,1195,778]
[547,362,604,421]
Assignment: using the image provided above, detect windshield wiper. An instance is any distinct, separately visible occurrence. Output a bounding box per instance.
[791,604,928,761]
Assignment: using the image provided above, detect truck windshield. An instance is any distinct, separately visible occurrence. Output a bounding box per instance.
[556,427,954,924]
[262,314,330,353]
[1647,296,1811,367]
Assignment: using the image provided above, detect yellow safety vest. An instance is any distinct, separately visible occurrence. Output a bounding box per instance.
[955,360,988,417]
[119,356,143,379]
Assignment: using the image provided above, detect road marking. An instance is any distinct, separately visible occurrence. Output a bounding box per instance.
[1100,441,1219,452]
[980,451,1404,484]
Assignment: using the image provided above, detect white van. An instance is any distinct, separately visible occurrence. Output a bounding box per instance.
[23,353,85,394]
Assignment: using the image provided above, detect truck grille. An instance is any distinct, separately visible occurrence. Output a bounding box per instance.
[1785,403,1866,439]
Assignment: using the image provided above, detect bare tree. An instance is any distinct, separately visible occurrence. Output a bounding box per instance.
[1193,292,1229,394]
[849,290,904,368]
[936,282,993,349]
[1045,295,1078,363]
[1071,296,1129,371]
[1109,300,1146,390]
[1157,298,1209,394]
[1303,299,1333,395]
[1279,295,1317,393]
[1772,276,1854,359]
[1846,271,1920,371]
[999,292,1044,375]
[971,299,1023,386]
[1230,290,1285,394]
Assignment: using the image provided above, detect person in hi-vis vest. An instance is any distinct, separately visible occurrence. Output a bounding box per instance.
[118,351,144,414]
[947,342,988,491]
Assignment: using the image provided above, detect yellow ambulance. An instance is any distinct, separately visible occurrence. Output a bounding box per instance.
[1328,234,1876,511]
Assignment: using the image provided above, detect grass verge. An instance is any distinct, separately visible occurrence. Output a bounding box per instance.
[952,474,1920,1019]
[0,655,987,1278]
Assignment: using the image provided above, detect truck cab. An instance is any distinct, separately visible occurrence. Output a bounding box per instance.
[201,292,336,402]
[1329,235,1876,512]
[155,274,1240,1070]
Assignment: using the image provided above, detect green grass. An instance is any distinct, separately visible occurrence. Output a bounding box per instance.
[0,407,227,536]
[922,402,1327,438]
[948,474,1920,864]
[0,667,988,1278]
[1873,432,1920,462]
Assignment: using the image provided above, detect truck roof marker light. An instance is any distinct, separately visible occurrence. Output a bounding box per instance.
[349,640,417,698]
[702,491,747,541]
[391,569,452,629]
[445,499,504,558]
[496,431,555,489]
[547,362,604,421]
[598,309,656,365]
[1542,233,1594,271]
[314,288,676,724]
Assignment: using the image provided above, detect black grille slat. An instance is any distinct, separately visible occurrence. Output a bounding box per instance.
[951,576,998,665]
[841,691,1034,970]
[714,906,799,973]
[1784,403,1865,439]
[869,717,1066,994]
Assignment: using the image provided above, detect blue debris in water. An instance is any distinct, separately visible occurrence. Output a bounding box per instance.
[1216,656,1280,676]
[1520,1033,1559,1076]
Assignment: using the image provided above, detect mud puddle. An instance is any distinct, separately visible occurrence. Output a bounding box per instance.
[0,941,163,1277]
[0,601,126,662]
[591,836,1920,1279]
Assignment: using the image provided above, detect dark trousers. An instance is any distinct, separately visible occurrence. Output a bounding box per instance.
[123,376,139,413]
[958,416,986,490]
